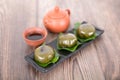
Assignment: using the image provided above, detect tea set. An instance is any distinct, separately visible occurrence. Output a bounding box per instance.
[23,6,70,47]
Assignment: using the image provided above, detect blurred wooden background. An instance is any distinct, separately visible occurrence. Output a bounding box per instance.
[0,0,120,80]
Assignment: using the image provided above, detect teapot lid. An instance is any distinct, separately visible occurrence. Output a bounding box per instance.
[47,6,66,19]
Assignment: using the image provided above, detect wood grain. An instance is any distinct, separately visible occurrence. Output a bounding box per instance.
[0,0,120,80]
[0,0,36,80]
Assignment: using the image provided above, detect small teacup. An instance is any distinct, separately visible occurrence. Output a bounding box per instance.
[23,27,47,47]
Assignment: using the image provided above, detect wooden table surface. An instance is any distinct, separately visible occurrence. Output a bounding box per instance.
[0,0,120,80]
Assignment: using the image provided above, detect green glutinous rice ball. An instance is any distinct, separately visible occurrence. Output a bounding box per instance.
[58,33,77,48]
[34,45,55,64]
[77,24,95,39]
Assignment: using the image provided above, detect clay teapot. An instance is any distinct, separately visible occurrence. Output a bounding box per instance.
[43,6,70,33]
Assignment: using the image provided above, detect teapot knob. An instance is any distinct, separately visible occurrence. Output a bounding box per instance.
[54,6,59,12]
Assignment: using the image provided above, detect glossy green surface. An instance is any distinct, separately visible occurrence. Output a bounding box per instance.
[34,45,55,64]
[58,33,77,48]
[77,24,95,39]
[35,50,60,67]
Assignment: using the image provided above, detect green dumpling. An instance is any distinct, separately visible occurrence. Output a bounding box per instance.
[34,45,55,64]
[77,24,95,39]
[58,33,77,48]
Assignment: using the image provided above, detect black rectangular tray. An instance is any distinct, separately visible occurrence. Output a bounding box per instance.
[25,26,104,73]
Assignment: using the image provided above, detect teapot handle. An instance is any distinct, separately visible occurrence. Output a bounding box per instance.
[65,9,70,16]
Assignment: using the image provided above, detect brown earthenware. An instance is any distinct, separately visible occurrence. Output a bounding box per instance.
[43,6,70,33]
[23,27,47,47]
